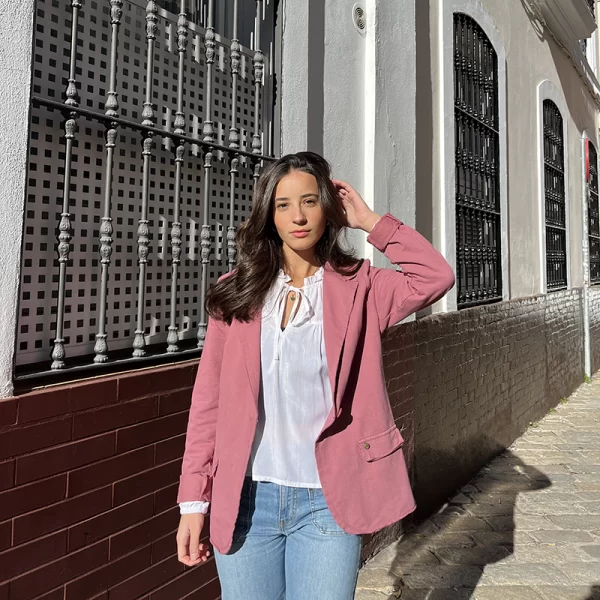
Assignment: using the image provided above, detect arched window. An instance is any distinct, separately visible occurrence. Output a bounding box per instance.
[543,100,567,290]
[589,141,600,283]
[454,13,501,308]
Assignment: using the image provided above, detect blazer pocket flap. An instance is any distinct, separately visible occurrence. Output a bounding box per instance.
[358,426,404,462]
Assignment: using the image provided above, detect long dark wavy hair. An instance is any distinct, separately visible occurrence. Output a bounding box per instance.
[205,151,362,324]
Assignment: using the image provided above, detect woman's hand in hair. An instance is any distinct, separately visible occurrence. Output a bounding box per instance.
[332,179,381,233]
[177,513,211,567]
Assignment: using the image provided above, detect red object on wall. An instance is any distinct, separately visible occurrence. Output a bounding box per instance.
[586,137,591,182]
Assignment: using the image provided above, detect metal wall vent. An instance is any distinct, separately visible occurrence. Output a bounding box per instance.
[353,3,366,34]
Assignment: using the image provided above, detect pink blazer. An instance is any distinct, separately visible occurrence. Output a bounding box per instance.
[178,213,455,554]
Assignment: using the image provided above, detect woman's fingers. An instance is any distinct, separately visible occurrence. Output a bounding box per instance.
[177,515,209,567]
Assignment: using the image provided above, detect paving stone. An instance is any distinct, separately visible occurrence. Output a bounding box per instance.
[547,515,600,529]
[398,589,472,600]
[581,544,600,559]
[535,586,600,600]
[483,563,571,585]
[460,484,479,493]
[516,500,590,516]
[560,562,600,582]
[400,566,483,589]
[471,586,544,600]
[433,545,512,566]
[573,481,600,491]
[578,502,600,514]
[431,516,492,532]
[356,568,402,595]
[384,549,440,568]
[469,531,536,547]
[576,492,600,501]
[486,515,558,531]
[449,493,472,505]
[528,529,595,543]
[354,590,392,600]
[510,544,596,564]
[465,501,516,517]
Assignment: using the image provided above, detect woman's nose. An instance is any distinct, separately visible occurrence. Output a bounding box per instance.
[292,210,307,224]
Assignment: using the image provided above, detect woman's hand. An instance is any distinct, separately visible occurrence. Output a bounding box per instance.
[332,179,381,232]
[177,513,211,567]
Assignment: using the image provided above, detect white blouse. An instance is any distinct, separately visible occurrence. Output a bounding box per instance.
[180,267,332,515]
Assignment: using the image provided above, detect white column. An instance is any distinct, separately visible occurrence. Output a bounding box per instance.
[0,0,36,396]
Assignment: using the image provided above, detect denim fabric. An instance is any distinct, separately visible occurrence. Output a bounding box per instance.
[214,477,363,600]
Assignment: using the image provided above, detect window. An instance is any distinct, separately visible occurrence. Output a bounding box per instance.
[454,14,501,308]
[543,100,567,290]
[589,141,600,283]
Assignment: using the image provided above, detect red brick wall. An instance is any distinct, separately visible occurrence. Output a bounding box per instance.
[1,288,585,596]
[0,361,222,600]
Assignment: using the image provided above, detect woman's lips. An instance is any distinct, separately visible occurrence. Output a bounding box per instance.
[291,231,310,238]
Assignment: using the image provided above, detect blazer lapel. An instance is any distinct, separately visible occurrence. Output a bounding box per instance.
[235,315,261,410]
[323,265,358,412]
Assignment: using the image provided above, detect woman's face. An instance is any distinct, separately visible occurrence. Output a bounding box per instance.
[272,170,327,256]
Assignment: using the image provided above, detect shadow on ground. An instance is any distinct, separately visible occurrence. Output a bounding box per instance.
[586,584,600,599]
[358,450,552,599]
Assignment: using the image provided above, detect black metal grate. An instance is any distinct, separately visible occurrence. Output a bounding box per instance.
[543,100,567,291]
[453,13,502,308]
[589,142,600,283]
[18,0,279,381]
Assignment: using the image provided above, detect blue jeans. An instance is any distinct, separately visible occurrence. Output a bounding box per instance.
[214,477,363,600]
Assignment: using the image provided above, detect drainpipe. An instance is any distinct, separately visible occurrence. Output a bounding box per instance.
[582,136,592,379]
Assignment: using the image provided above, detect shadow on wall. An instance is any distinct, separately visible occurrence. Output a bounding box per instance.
[519,0,547,41]
[520,0,593,128]
[374,450,551,598]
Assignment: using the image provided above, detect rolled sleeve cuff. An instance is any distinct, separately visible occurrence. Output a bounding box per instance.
[180,501,210,515]
[177,473,212,504]
[366,213,403,252]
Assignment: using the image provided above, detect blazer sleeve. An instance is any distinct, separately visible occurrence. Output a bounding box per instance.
[367,213,455,332]
[177,315,226,504]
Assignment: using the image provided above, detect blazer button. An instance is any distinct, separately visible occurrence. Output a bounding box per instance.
[363,442,370,449]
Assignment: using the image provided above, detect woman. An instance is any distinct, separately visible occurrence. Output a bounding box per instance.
[176,152,454,599]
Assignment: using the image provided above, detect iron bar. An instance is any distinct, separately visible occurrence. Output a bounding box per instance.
[94,0,123,363]
[227,0,240,271]
[167,0,188,353]
[197,0,215,348]
[51,0,82,370]
[133,0,158,358]
[251,0,264,188]
[31,97,274,162]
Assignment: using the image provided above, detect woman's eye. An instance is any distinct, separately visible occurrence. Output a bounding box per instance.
[304,199,316,206]
[276,203,288,210]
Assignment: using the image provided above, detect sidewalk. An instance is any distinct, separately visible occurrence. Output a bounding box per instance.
[356,378,600,600]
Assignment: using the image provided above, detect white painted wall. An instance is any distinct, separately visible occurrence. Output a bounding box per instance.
[426,0,599,307]
[280,0,417,266]
[0,0,35,397]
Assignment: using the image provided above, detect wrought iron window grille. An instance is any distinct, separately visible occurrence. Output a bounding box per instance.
[453,13,502,309]
[543,100,568,291]
[17,0,279,382]
[589,142,600,284]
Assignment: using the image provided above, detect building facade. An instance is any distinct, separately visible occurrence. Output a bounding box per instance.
[0,0,599,598]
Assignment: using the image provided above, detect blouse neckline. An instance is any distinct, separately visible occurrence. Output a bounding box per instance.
[277,266,324,288]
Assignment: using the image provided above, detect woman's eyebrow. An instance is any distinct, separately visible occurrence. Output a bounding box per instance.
[274,193,319,201]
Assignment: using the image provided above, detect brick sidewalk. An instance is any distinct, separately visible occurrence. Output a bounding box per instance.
[356,378,600,600]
